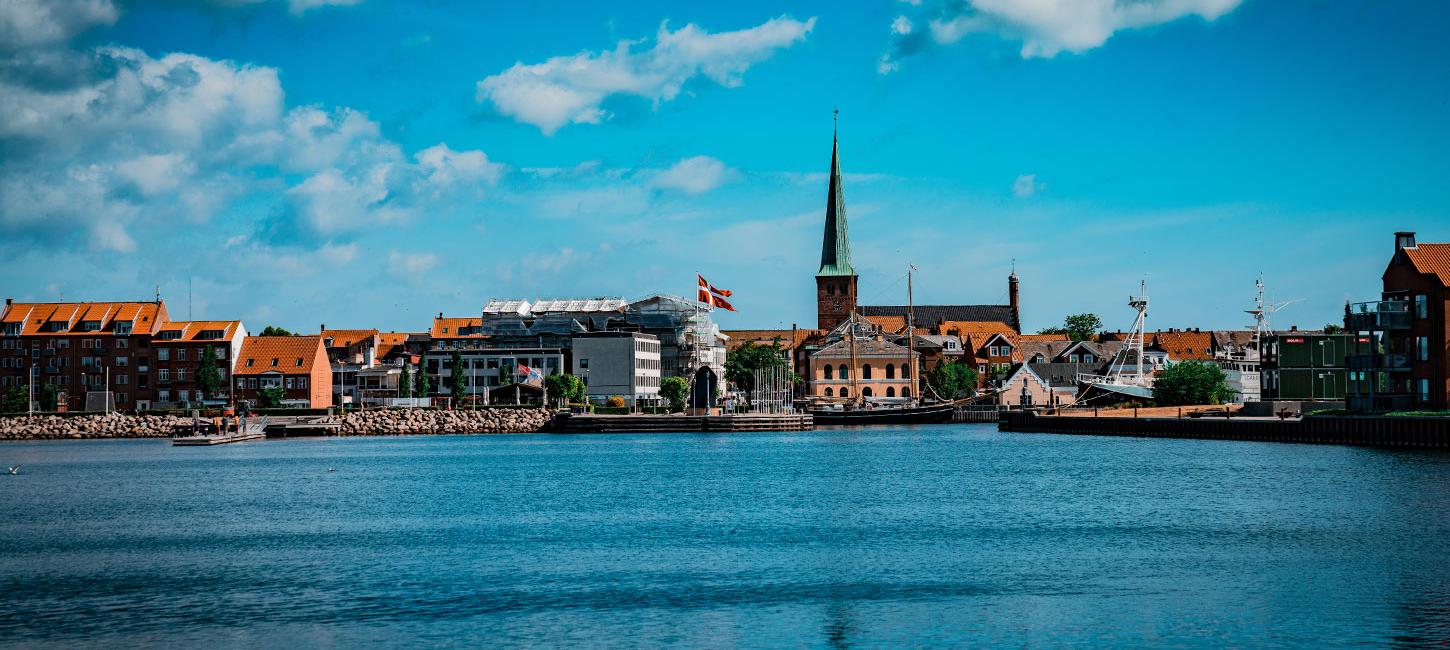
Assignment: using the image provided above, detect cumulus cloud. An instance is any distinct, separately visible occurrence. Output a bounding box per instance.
[1013,173,1040,198]
[477,15,816,134]
[0,44,500,251]
[651,156,735,194]
[881,0,1242,71]
[0,0,117,53]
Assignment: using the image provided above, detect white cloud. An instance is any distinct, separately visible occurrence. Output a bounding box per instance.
[287,0,362,14]
[388,250,439,274]
[882,0,1242,70]
[1013,173,1040,198]
[0,45,500,249]
[477,15,816,134]
[0,0,117,53]
[651,156,735,194]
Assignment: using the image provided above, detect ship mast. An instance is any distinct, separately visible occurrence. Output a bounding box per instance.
[907,263,916,403]
[848,312,860,406]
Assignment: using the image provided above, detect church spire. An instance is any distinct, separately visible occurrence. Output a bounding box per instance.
[818,109,854,277]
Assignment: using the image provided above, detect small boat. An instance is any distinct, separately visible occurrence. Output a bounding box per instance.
[809,402,955,425]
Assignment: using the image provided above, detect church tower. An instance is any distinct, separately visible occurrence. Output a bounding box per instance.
[816,115,858,330]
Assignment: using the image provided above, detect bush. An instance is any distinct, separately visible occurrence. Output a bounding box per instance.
[1152,361,1233,406]
[591,406,630,415]
[606,396,626,408]
[660,376,688,412]
[1386,411,1450,417]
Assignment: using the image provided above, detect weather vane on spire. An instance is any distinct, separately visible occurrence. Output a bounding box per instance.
[833,107,838,133]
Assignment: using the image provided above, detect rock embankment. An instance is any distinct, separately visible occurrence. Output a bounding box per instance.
[0,413,190,440]
[320,408,553,436]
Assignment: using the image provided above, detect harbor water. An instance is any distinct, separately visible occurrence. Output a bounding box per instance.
[2,425,1448,647]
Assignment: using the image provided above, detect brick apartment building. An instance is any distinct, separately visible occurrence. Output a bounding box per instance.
[1345,231,1450,411]
[0,299,245,411]
[233,335,332,408]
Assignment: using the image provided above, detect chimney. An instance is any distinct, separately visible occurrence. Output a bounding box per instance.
[1396,231,1417,251]
[4,298,10,306]
[1008,271,1021,333]
[1290,325,1299,332]
[320,324,326,332]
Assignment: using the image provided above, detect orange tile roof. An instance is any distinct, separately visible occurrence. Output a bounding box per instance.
[1150,331,1216,361]
[1403,243,1450,287]
[236,335,325,375]
[154,320,242,343]
[375,332,412,359]
[0,301,168,335]
[431,317,483,338]
[862,315,908,334]
[320,328,379,348]
[721,329,821,351]
[1020,333,1070,342]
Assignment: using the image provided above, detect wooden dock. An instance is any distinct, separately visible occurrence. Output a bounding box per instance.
[172,431,267,446]
[557,413,813,433]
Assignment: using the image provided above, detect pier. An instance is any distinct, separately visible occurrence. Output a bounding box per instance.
[556,413,813,433]
[1000,411,1450,449]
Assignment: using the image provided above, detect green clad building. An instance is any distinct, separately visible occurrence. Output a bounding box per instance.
[1260,333,1359,401]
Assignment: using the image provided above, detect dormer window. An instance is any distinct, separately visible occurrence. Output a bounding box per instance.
[113,321,132,335]
[81,320,101,332]
[157,330,182,340]
[1,323,19,336]
[46,321,68,332]
[197,329,223,340]
[271,358,278,367]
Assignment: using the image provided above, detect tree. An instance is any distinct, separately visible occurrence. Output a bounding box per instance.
[725,342,786,401]
[926,358,978,400]
[415,360,431,397]
[660,376,689,412]
[498,363,513,387]
[1152,360,1234,406]
[37,384,58,411]
[259,325,294,336]
[1323,323,1344,334]
[259,385,286,408]
[544,373,585,405]
[2,386,27,413]
[1040,314,1103,342]
[449,351,467,402]
[197,345,222,399]
[398,363,412,399]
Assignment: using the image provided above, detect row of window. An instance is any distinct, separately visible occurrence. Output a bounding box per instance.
[235,376,309,389]
[634,339,661,354]
[820,363,911,381]
[822,386,911,398]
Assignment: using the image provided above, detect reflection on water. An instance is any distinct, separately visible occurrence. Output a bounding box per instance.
[0,426,1447,648]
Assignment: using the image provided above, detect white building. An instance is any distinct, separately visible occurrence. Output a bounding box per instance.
[571,332,661,406]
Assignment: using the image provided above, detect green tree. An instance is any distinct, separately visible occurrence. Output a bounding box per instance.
[37,384,58,411]
[725,342,786,401]
[449,351,467,402]
[498,363,514,387]
[659,376,689,412]
[398,363,412,398]
[415,360,431,397]
[1152,360,1234,406]
[258,325,294,336]
[197,345,222,399]
[926,358,979,400]
[2,385,27,413]
[258,385,286,408]
[1040,314,1103,342]
[544,372,585,405]
[1323,323,1344,334]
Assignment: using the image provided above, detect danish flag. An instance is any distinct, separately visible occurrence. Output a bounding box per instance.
[697,274,736,311]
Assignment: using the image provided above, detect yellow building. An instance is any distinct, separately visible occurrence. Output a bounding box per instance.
[809,330,914,400]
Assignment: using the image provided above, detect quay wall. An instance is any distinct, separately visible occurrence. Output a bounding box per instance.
[0,413,188,440]
[1000,411,1450,449]
[320,408,553,435]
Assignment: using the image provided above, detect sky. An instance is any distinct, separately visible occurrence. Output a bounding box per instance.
[1,0,1447,335]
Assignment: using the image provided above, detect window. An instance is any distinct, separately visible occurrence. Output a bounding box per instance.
[176,368,187,382]
[862,364,873,379]
[1415,295,1428,319]
[1417,336,1429,362]
[115,374,127,385]
[117,392,127,404]
[246,359,254,367]
[116,356,128,367]
[158,369,170,382]
[270,358,278,367]
[885,364,895,379]
[824,387,833,397]
[840,388,849,398]
[286,377,295,389]
[116,339,127,349]
[837,364,848,380]
[902,388,910,398]
[901,364,909,378]
[158,390,170,402]
[299,377,307,389]
[823,365,833,380]
[295,358,303,367]
[886,387,895,397]
[862,387,873,397]
[1420,378,1431,404]
[579,358,589,369]
[176,349,186,361]
[157,348,169,361]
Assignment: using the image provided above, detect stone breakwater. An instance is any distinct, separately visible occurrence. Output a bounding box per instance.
[0,414,190,440]
[320,408,554,436]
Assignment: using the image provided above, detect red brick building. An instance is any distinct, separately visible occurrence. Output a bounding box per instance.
[233,335,332,408]
[1346,232,1450,411]
[0,300,245,411]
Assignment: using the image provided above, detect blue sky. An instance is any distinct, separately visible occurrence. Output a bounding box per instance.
[1,0,1447,335]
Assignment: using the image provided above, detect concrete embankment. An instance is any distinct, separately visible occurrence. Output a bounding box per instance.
[317,408,553,436]
[0,414,189,440]
[1000,411,1450,449]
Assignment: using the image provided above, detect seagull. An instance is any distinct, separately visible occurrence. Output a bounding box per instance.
[7,466,18,475]
[327,468,336,473]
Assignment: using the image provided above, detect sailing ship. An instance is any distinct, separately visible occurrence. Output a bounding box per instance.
[1075,280,1156,402]
[809,265,956,425]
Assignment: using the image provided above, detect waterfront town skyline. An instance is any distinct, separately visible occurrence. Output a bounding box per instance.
[3,1,1448,334]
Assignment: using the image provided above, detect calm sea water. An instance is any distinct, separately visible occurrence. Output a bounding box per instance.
[2,425,1448,648]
